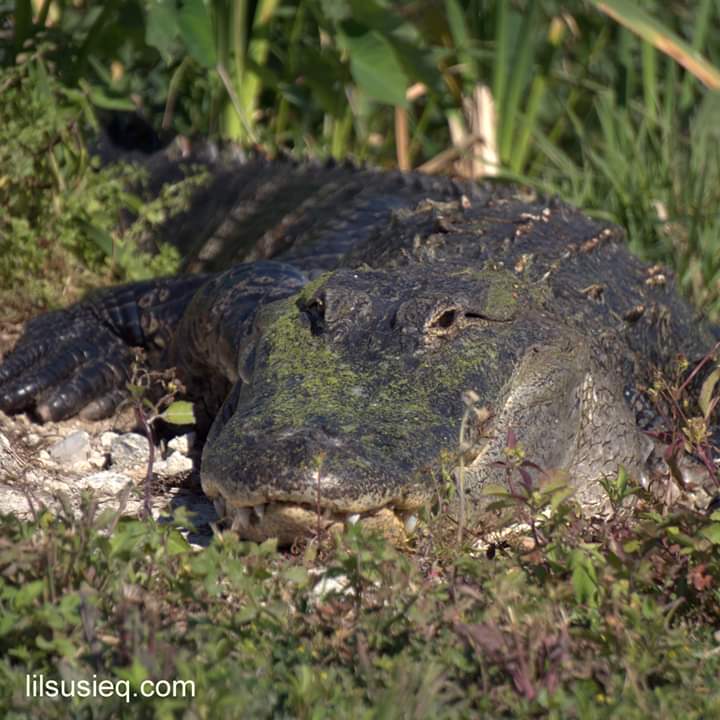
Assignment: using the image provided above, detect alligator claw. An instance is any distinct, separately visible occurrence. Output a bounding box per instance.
[0,299,138,421]
[0,276,208,422]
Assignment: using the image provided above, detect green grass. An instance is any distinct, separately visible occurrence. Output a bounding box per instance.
[1,485,720,718]
[0,54,205,311]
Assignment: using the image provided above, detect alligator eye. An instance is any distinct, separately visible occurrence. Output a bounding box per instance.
[303,298,326,336]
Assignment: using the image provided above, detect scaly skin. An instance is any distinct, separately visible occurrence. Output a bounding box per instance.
[0,156,715,543]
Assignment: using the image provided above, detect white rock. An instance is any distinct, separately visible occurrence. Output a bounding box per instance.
[152,459,168,474]
[88,453,106,469]
[312,573,351,600]
[49,431,91,466]
[25,433,41,447]
[157,451,193,476]
[168,432,195,455]
[100,431,120,451]
[111,433,150,468]
[0,431,22,477]
[78,471,132,493]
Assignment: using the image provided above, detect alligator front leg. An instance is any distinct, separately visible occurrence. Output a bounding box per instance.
[0,275,209,421]
[0,262,310,424]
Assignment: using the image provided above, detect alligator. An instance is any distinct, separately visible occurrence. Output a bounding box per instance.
[0,150,716,544]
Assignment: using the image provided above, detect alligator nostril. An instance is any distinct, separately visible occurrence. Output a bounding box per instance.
[432,308,457,329]
[388,308,398,330]
[302,298,326,336]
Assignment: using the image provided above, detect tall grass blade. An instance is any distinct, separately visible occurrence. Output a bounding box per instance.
[499,1,540,164]
[641,40,657,121]
[492,0,509,119]
[680,0,714,108]
[592,0,720,89]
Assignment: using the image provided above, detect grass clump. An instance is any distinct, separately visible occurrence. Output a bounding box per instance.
[0,52,205,313]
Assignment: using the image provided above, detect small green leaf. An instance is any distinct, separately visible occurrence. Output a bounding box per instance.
[235,605,258,624]
[79,220,114,257]
[623,540,641,553]
[86,87,137,112]
[699,366,720,418]
[115,657,150,686]
[550,487,575,512]
[127,383,145,399]
[282,566,309,585]
[481,483,510,497]
[700,523,720,544]
[161,401,196,426]
[666,525,697,547]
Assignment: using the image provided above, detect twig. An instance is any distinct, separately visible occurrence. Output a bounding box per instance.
[133,402,155,521]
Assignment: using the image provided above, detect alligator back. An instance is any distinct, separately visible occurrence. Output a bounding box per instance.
[140,147,482,273]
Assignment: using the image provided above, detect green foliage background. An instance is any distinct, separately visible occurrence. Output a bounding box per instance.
[2,0,720,314]
[2,1,720,717]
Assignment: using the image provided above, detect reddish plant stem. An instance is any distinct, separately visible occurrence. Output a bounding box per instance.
[134,403,155,521]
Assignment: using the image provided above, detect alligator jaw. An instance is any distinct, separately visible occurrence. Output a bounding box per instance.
[208,494,421,545]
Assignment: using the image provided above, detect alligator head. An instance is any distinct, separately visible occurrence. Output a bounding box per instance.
[200,263,651,544]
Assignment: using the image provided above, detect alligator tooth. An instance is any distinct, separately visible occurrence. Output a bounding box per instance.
[231,507,251,531]
[404,515,418,534]
[254,504,266,520]
[213,498,226,519]
[347,513,360,525]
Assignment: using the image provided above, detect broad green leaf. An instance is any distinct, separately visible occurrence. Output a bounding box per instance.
[0,612,19,637]
[161,400,196,426]
[570,549,598,605]
[298,46,347,117]
[391,38,444,95]
[166,529,191,555]
[36,634,77,658]
[109,521,148,557]
[339,23,409,107]
[178,0,217,68]
[146,0,180,62]
[79,221,114,256]
[550,487,575,513]
[14,580,45,609]
[347,0,405,35]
